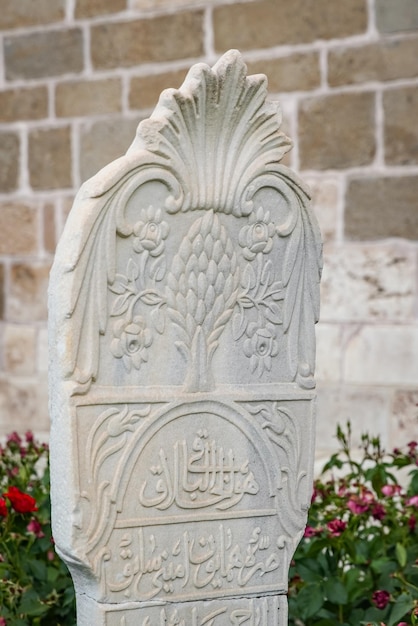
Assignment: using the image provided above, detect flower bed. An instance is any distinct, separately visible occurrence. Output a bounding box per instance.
[0,424,416,625]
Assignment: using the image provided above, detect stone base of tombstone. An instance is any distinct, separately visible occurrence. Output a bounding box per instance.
[49,50,322,625]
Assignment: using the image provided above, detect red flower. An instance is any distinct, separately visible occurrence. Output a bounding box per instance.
[372,589,390,609]
[0,498,7,517]
[372,503,386,520]
[0,617,7,626]
[3,486,38,514]
[327,519,347,537]
[408,514,416,532]
[304,525,321,538]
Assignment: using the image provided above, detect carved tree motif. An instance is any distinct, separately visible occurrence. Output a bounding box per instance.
[166,210,240,391]
[52,49,321,392]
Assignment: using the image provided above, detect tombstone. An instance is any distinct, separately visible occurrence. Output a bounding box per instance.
[49,50,322,625]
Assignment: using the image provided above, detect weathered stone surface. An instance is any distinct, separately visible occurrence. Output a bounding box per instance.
[305,177,338,243]
[320,244,416,322]
[0,375,49,437]
[4,324,37,375]
[43,203,56,254]
[376,0,418,33]
[0,87,48,123]
[247,52,320,93]
[133,0,218,8]
[299,92,375,170]
[91,12,204,70]
[29,127,72,190]
[75,0,126,18]
[390,389,418,444]
[315,323,342,382]
[316,383,390,451]
[4,29,83,81]
[56,79,122,118]
[384,85,418,165]
[80,117,141,182]
[0,264,4,320]
[49,51,321,625]
[9,262,50,323]
[328,37,418,86]
[0,132,19,193]
[299,93,375,170]
[129,69,187,110]
[0,0,65,30]
[0,202,38,255]
[345,176,418,240]
[343,325,418,386]
[214,0,367,51]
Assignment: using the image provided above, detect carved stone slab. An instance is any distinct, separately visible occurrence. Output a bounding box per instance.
[49,50,322,625]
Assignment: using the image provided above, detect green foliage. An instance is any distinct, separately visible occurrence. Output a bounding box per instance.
[0,432,75,625]
[1,425,417,625]
[289,423,418,626]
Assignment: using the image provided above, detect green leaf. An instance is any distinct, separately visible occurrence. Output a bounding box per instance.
[324,578,348,605]
[296,583,324,620]
[395,542,407,568]
[387,593,414,626]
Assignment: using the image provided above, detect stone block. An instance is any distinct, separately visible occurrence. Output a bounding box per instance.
[29,127,72,190]
[133,0,218,8]
[4,324,36,375]
[56,78,122,118]
[8,262,51,323]
[129,69,188,110]
[0,375,49,437]
[298,92,375,170]
[390,389,418,444]
[91,12,204,70]
[0,86,48,123]
[213,0,367,51]
[0,265,4,320]
[315,323,342,382]
[43,203,56,254]
[49,51,321,624]
[345,175,418,240]
[0,0,65,30]
[376,0,418,33]
[4,29,83,81]
[384,85,418,165]
[0,132,19,193]
[80,118,141,182]
[343,325,418,386]
[247,52,320,93]
[75,0,126,18]
[320,244,416,322]
[316,383,390,451]
[0,202,38,256]
[305,177,338,243]
[328,37,418,86]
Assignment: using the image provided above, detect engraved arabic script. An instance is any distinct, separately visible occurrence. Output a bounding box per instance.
[139,430,259,511]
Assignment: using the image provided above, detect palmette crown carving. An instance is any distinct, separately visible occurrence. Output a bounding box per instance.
[53,49,322,392]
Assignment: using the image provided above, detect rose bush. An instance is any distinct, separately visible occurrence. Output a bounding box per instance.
[0,431,75,625]
[289,423,418,626]
[1,424,417,625]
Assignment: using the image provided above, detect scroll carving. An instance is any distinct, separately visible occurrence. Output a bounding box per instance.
[52,49,321,393]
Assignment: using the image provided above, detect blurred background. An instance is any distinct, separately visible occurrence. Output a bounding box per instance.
[0,0,417,461]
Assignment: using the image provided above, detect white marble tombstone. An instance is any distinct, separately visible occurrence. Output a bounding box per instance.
[49,50,322,625]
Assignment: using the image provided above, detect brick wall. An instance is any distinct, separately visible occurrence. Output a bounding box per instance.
[0,0,417,454]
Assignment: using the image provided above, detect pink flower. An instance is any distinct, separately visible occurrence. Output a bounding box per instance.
[397,622,408,626]
[25,430,34,443]
[27,519,45,538]
[408,515,416,532]
[406,495,418,507]
[6,431,21,445]
[0,617,7,625]
[327,519,347,537]
[348,497,369,515]
[381,484,401,497]
[304,525,320,538]
[372,589,390,609]
[408,441,417,450]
